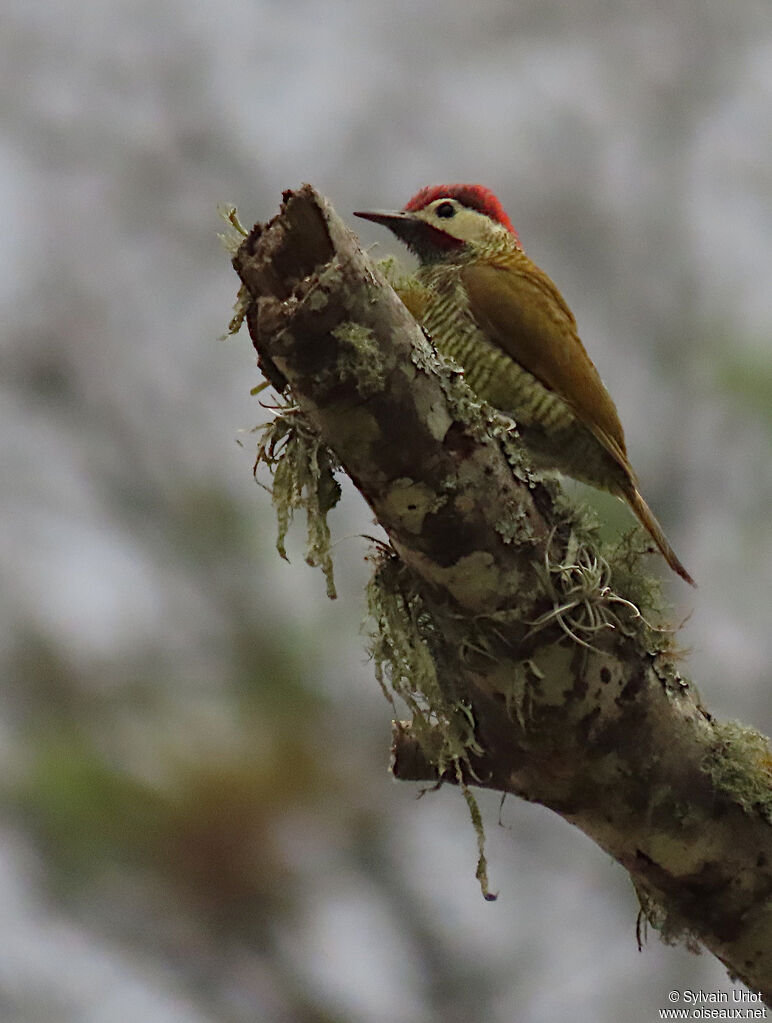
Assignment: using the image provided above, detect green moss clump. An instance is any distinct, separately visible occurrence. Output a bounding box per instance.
[375,257,425,308]
[332,322,386,395]
[704,720,772,821]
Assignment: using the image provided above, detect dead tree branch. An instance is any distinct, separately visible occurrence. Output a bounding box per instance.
[229,184,772,999]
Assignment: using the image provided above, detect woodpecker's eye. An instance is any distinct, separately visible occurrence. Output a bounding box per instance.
[435,201,456,219]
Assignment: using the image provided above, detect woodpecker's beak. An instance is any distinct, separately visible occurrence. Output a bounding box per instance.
[353,208,425,252]
[353,209,414,228]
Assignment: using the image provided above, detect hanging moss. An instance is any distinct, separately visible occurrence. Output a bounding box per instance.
[253,400,341,599]
[365,550,494,898]
[634,883,703,955]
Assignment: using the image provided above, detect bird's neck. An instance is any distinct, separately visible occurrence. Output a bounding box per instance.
[418,232,521,270]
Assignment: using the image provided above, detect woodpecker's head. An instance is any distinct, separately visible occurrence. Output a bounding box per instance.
[354,184,521,263]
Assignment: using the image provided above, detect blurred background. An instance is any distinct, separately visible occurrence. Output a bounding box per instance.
[2,0,771,1020]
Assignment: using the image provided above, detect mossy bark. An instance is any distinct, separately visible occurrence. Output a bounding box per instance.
[230,184,772,1000]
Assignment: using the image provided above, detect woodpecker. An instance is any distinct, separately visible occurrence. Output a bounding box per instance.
[354,184,694,586]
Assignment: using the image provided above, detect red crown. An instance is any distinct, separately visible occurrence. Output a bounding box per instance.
[404,184,517,235]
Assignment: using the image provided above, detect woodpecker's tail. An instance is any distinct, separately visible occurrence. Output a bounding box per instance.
[623,487,696,587]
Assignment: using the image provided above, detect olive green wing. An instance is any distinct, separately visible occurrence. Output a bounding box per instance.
[461,258,632,474]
